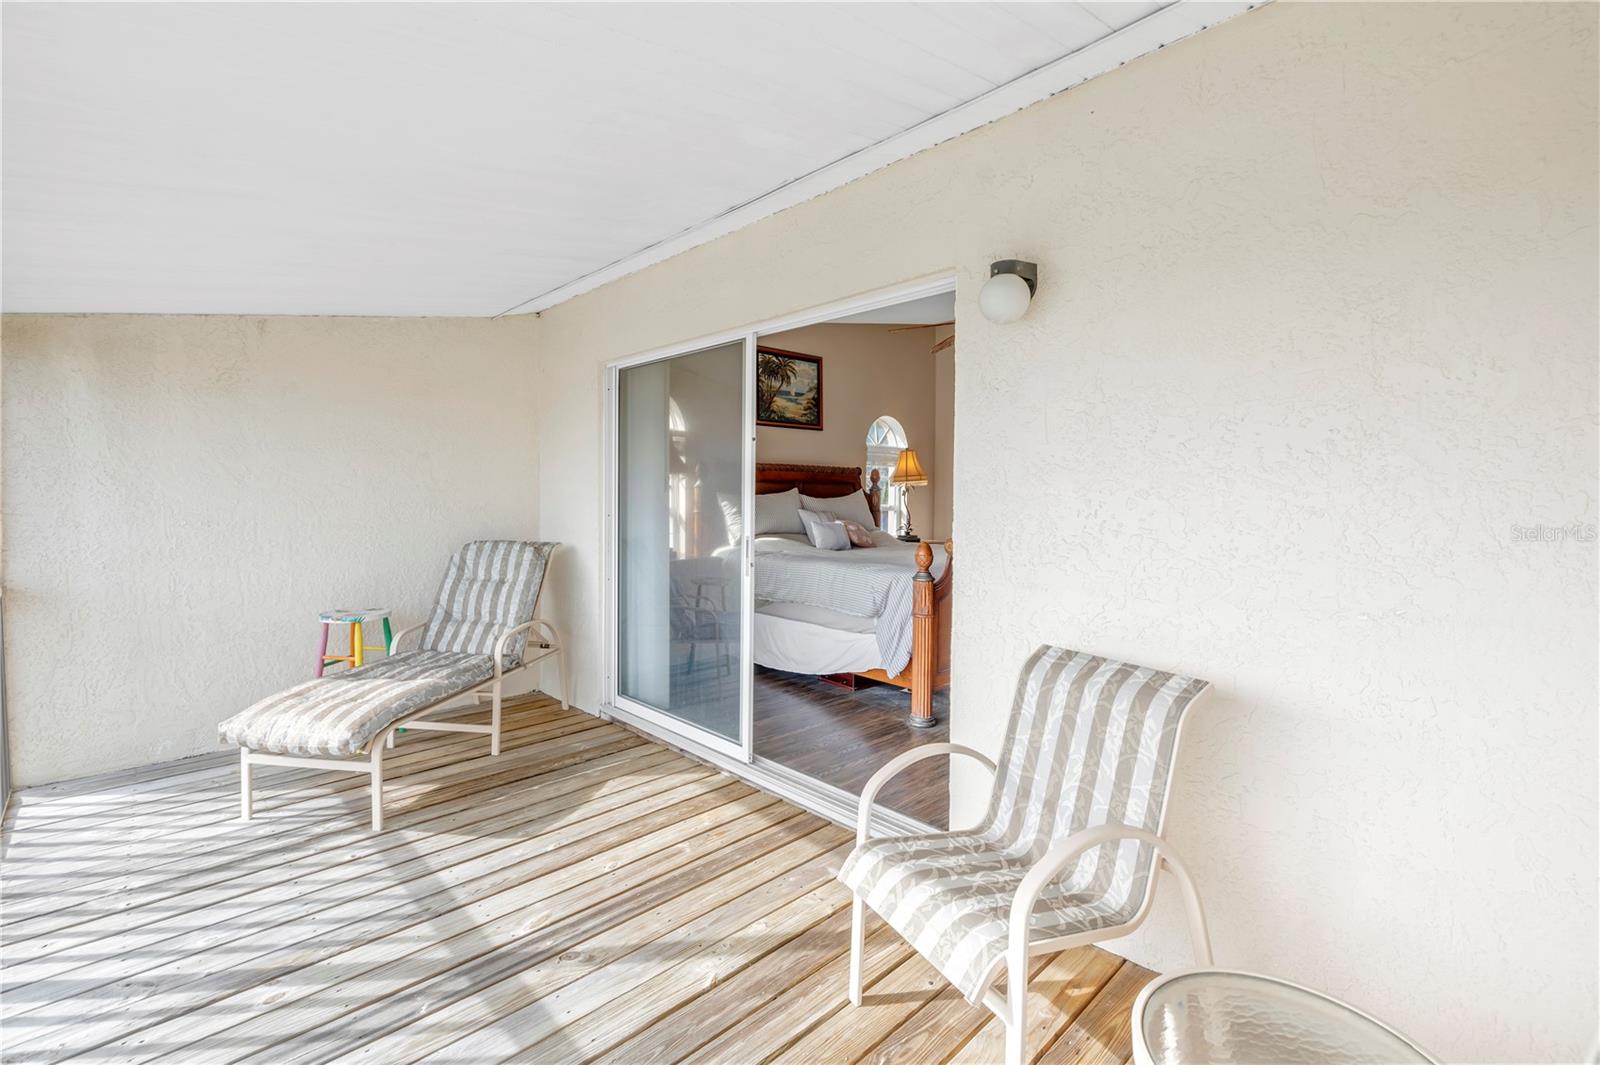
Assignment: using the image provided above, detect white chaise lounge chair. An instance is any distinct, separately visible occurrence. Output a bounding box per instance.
[840,645,1213,1065]
[219,540,566,831]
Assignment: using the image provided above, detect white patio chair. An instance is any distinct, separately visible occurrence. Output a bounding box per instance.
[219,540,567,831]
[840,644,1213,1065]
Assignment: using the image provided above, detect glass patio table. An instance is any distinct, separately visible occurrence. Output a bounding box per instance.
[1132,969,1438,1065]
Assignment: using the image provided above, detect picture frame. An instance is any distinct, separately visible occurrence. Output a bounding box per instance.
[755,346,823,430]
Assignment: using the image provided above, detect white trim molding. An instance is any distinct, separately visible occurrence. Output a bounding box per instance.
[499,1,1262,318]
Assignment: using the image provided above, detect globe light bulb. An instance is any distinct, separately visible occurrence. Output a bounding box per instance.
[979,270,1032,323]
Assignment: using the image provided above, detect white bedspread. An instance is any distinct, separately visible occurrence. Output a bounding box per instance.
[754,601,879,674]
[753,532,947,675]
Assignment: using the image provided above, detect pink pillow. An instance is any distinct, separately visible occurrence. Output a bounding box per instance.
[839,519,876,548]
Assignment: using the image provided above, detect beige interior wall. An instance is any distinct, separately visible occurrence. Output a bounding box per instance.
[0,313,540,786]
[528,4,1599,1060]
[757,322,946,537]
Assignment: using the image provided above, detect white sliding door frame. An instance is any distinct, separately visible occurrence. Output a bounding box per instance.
[603,271,957,830]
[605,329,756,763]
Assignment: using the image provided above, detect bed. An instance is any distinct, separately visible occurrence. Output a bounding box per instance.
[752,462,953,727]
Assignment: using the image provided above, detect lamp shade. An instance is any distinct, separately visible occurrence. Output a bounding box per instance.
[891,447,929,487]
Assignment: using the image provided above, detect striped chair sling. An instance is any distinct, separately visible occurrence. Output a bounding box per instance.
[839,645,1209,1003]
[421,540,554,667]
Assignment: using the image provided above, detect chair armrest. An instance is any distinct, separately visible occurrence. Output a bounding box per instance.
[388,622,424,655]
[524,618,561,649]
[1007,824,1212,966]
[856,743,997,846]
[492,620,542,678]
[490,618,562,677]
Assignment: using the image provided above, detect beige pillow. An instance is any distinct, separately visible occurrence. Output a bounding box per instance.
[838,519,876,548]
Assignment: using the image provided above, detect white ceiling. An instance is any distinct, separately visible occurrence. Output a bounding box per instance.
[830,292,956,327]
[1,2,1247,317]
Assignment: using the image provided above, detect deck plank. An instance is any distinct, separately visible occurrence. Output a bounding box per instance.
[1,743,676,950]
[767,949,953,1064]
[312,827,845,1065]
[863,955,1057,1065]
[947,948,1127,1065]
[592,902,857,1064]
[3,701,564,837]
[0,719,644,939]
[679,923,916,1065]
[0,701,571,840]
[1036,962,1157,1065]
[1,710,611,898]
[437,865,849,1062]
[2,699,1153,1064]
[1,755,715,1005]
[72,796,801,1064]
[7,777,769,1058]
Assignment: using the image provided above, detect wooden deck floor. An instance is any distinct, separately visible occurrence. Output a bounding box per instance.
[0,697,1153,1064]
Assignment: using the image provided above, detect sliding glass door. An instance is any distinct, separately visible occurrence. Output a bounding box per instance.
[611,337,752,759]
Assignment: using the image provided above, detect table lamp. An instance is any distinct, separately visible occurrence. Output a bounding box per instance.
[890,447,929,543]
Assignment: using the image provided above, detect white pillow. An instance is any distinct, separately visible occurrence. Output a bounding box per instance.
[814,521,852,551]
[798,509,852,551]
[801,490,875,531]
[796,506,830,538]
[753,488,804,535]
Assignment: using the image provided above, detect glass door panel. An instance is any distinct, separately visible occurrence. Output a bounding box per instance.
[616,340,748,752]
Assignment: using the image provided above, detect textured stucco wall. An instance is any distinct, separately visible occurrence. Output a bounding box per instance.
[529,4,1599,1060]
[2,313,539,786]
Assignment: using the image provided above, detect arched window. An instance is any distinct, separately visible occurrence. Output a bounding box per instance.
[865,415,908,535]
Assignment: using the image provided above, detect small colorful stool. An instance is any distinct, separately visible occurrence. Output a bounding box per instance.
[317,608,393,676]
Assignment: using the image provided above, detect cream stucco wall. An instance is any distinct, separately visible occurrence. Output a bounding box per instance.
[1,313,540,786]
[757,322,948,538]
[529,4,1598,1060]
[0,2,1592,1057]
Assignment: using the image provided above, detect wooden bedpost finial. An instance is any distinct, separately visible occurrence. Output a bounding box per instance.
[944,538,953,561]
[909,540,939,728]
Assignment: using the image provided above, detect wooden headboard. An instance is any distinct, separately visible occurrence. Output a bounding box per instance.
[756,462,881,528]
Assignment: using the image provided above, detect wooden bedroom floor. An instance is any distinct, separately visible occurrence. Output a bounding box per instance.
[0,696,1153,1064]
[754,667,951,829]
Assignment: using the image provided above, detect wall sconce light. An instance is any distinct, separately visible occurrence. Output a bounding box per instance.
[978,259,1038,324]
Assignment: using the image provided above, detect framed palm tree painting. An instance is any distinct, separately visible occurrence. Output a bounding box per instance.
[756,347,823,430]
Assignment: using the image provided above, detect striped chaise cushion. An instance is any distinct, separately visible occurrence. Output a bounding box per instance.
[838,645,1209,1003]
[421,540,555,667]
[218,650,493,757]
